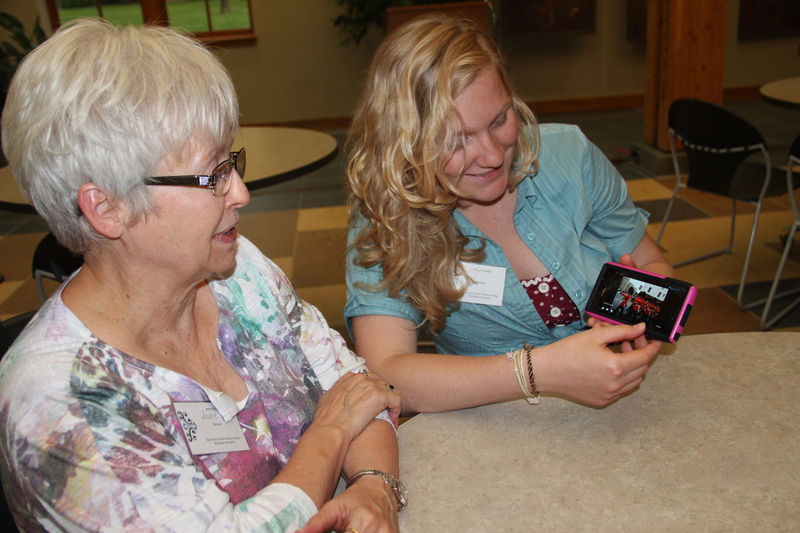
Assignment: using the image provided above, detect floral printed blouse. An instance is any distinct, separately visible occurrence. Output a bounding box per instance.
[0,236,370,532]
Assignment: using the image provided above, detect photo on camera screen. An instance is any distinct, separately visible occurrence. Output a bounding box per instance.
[586,264,696,342]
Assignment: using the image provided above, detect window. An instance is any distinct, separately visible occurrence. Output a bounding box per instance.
[45,0,255,44]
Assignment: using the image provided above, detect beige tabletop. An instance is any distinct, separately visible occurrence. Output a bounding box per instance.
[397,332,800,531]
[760,76,800,109]
[0,127,337,211]
[234,126,337,190]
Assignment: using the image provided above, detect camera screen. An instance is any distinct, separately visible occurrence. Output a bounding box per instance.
[586,264,693,340]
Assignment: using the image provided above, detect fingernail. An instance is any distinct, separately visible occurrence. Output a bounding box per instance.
[634,323,645,330]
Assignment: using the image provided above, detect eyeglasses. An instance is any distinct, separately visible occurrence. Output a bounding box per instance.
[147,148,246,197]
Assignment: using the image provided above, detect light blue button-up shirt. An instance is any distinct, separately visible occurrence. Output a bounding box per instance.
[345,124,649,356]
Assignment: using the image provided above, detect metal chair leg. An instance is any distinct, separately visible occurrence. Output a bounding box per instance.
[738,201,765,309]
[660,131,734,267]
[671,200,737,268]
[761,161,800,329]
[760,224,800,328]
[656,132,684,247]
[34,271,48,304]
[655,190,679,246]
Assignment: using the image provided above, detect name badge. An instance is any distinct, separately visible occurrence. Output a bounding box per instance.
[456,262,506,306]
[174,402,250,455]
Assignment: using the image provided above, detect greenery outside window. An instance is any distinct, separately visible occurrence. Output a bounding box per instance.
[44,0,255,44]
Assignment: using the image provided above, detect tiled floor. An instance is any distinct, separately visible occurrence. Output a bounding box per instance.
[2,99,800,346]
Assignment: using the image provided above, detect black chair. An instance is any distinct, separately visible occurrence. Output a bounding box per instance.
[0,310,35,533]
[0,310,36,356]
[0,462,18,532]
[761,135,800,329]
[655,98,799,309]
[32,233,83,303]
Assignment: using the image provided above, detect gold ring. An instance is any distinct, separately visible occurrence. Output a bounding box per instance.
[385,383,395,392]
[346,530,361,533]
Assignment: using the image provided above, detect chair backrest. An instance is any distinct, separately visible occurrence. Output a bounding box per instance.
[0,311,36,357]
[668,98,766,196]
[31,233,83,281]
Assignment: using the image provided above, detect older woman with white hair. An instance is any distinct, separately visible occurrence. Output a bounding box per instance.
[0,20,403,533]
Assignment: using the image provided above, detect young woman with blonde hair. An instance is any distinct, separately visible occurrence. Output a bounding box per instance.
[345,14,673,415]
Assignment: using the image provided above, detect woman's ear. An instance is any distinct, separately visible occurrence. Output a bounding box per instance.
[76,183,127,239]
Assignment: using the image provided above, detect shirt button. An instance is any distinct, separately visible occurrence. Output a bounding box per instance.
[575,290,584,299]
[549,307,562,318]
[538,282,549,293]
[551,262,560,271]
[526,233,535,240]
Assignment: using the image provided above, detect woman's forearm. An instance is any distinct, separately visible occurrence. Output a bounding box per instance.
[294,419,402,533]
[271,424,349,509]
[343,418,399,479]
[354,315,662,414]
[630,234,674,277]
[371,350,523,415]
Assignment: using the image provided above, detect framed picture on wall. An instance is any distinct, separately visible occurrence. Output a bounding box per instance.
[506,0,596,35]
[738,0,800,40]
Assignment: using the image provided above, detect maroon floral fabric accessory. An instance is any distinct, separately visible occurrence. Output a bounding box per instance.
[521,274,580,328]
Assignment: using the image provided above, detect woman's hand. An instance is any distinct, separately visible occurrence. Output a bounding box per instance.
[312,371,401,443]
[535,323,661,407]
[587,253,659,351]
[298,475,399,533]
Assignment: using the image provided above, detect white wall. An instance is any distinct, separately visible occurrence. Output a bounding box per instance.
[218,0,381,124]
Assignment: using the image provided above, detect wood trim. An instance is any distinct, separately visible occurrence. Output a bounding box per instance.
[527,94,644,115]
[723,86,761,101]
[141,0,168,26]
[195,30,257,46]
[527,86,761,115]
[44,0,60,30]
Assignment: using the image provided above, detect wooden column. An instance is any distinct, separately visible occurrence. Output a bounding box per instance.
[643,0,729,151]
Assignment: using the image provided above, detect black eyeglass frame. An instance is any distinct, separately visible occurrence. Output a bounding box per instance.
[147,148,246,196]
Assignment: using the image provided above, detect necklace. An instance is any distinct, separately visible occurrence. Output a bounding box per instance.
[496,198,501,242]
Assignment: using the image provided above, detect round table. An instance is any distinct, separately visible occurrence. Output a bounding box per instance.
[0,127,338,211]
[397,332,800,531]
[760,76,800,110]
[234,126,337,190]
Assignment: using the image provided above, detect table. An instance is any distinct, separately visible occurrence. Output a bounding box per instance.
[234,126,337,190]
[0,127,338,211]
[760,76,800,109]
[397,332,800,531]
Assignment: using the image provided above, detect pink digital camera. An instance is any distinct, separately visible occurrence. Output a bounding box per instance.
[585,262,697,343]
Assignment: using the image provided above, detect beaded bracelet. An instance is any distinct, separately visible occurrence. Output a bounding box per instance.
[523,342,540,405]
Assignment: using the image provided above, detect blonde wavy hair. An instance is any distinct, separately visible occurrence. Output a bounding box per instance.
[346,14,539,334]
